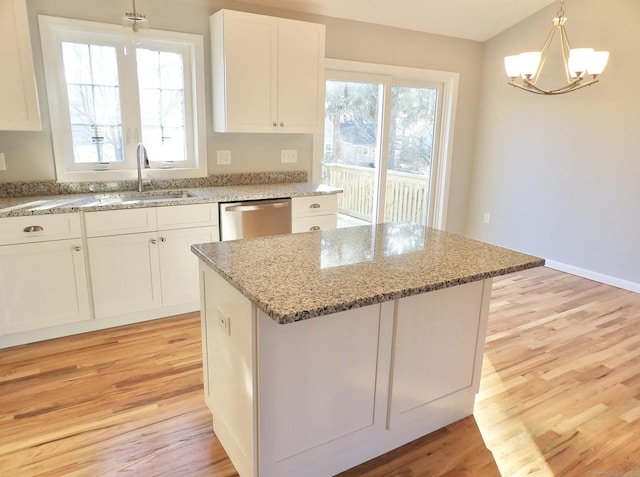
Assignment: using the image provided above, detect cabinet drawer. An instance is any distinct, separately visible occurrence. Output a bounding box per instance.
[85,208,158,237]
[157,203,219,230]
[0,213,81,245]
[291,194,337,218]
[292,214,337,233]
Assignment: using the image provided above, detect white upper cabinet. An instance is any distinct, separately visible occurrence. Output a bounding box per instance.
[0,0,40,131]
[211,9,325,134]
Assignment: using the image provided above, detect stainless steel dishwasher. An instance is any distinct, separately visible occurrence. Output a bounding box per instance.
[219,198,292,241]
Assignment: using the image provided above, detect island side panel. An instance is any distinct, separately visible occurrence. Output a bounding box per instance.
[388,279,489,429]
[256,302,396,477]
[199,263,257,477]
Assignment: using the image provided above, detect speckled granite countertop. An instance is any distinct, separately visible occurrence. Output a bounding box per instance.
[191,222,545,324]
[0,182,340,218]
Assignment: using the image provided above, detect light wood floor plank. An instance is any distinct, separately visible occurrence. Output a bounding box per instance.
[1,268,640,476]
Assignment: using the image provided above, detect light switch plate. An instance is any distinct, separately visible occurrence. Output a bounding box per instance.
[217,150,231,165]
[281,149,297,163]
[0,153,6,171]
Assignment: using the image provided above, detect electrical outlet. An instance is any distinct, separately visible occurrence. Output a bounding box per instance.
[483,212,491,224]
[0,153,6,171]
[216,150,231,165]
[217,307,231,335]
[281,149,297,163]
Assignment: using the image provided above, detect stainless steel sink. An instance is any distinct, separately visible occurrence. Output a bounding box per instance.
[82,190,195,207]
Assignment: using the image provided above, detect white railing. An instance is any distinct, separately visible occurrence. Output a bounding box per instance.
[322,163,430,225]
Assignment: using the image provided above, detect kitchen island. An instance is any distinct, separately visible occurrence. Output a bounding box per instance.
[191,223,544,477]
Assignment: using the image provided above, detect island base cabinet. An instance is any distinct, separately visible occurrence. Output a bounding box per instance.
[199,263,493,477]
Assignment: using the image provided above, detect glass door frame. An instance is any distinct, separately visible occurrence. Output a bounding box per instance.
[313,59,459,230]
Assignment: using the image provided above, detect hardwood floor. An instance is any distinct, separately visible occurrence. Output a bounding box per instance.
[1,267,639,476]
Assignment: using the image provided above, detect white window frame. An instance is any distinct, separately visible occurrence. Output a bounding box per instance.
[39,15,207,183]
[314,59,459,230]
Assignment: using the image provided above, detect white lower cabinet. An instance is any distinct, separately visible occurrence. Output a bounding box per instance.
[158,226,219,308]
[88,232,162,319]
[291,194,337,233]
[0,238,90,334]
[86,204,219,321]
[0,213,90,337]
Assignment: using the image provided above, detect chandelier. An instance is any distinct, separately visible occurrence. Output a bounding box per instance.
[504,0,609,95]
[122,0,148,33]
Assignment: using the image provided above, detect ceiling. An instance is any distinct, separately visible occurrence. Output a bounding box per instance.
[236,0,558,42]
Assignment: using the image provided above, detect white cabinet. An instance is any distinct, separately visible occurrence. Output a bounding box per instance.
[87,231,161,319]
[291,194,337,233]
[0,214,89,335]
[0,0,40,131]
[211,9,325,133]
[157,205,219,307]
[86,204,219,320]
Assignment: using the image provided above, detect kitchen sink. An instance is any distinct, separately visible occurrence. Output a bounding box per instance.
[81,190,195,207]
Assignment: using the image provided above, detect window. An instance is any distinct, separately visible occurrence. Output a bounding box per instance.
[39,16,206,182]
[316,60,459,230]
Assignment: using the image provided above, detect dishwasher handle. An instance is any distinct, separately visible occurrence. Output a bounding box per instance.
[224,201,289,213]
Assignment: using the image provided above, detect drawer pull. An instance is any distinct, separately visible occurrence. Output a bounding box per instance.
[309,225,321,231]
[74,246,81,252]
[23,225,44,233]
[309,203,321,209]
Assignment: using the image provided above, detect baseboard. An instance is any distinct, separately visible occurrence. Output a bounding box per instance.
[544,260,640,293]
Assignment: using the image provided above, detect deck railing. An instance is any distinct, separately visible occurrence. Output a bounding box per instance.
[322,163,430,225]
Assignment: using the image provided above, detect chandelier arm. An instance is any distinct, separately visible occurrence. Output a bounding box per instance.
[509,77,598,95]
[532,22,558,84]
[559,25,573,83]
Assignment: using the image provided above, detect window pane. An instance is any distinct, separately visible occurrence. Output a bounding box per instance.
[322,80,383,226]
[137,48,187,162]
[71,125,122,164]
[62,42,124,164]
[384,86,438,225]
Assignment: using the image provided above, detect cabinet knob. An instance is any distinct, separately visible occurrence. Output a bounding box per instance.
[160,236,167,242]
[272,122,277,127]
[279,122,284,128]
[309,203,321,209]
[23,225,44,233]
[309,226,321,231]
[150,239,157,245]
[74,246,81,252]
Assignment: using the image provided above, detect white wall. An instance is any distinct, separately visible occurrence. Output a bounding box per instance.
[466,0,640,288]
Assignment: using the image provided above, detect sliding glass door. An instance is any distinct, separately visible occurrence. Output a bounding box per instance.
[321,70,444,228]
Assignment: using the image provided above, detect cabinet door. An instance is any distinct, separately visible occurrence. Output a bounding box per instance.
[0,239,89,334]
[88,232,162,319]
[0,0,41,131]
[277,18,325,133]
[158,226,219,307]
[212,10,277,133]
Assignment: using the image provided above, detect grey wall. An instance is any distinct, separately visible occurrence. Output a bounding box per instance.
[466,0,640,286]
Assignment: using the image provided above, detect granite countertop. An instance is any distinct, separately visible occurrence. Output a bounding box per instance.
[191,222,545,324]
[0,182,340,218]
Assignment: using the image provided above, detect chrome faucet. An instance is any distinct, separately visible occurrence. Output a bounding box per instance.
[136,143,150,192]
